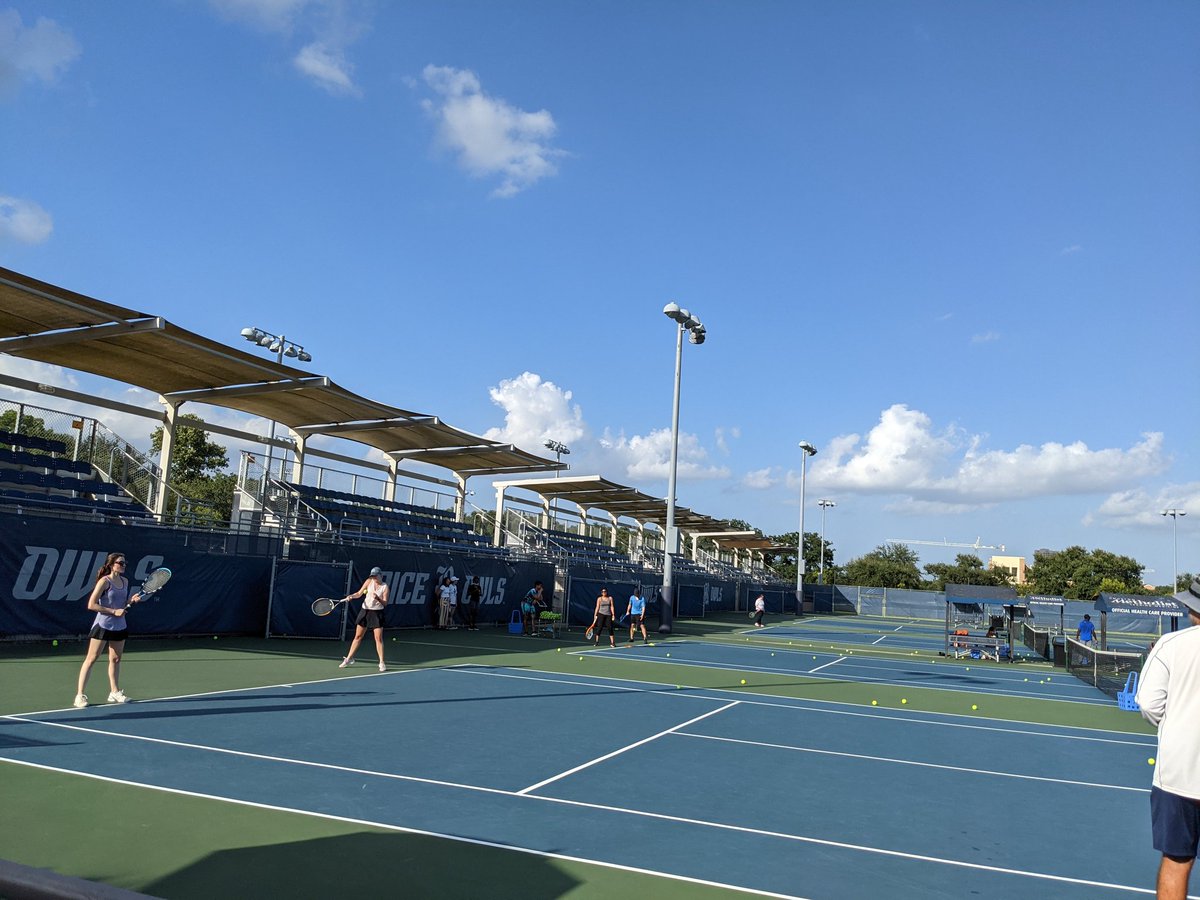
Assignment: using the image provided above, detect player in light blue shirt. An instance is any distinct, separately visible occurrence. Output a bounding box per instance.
[627,588,648,644]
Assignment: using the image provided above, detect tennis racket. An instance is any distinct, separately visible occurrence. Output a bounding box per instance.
[748,611,755,619]
[311,597,348,617]
[138,567,172,597]
[585,623,595,640]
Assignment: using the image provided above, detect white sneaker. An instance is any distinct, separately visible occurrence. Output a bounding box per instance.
[339,658,354,668]
[73,693,88,709]
[107,690,129,704]
[378,662,386,672]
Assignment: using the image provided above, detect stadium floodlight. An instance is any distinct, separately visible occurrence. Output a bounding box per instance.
[1162,509,1187,594]
[660,302,707,635]
[818,499,836,585]
[796,441,818,612]
[240,327,313,496]
[543,439,571,521]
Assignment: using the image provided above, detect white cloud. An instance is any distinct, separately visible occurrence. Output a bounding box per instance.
[208,0,312,32]
[209,0,366,95]
[715,426,740,456]
[483,371,727,486]
[0,195,53,244]
[799,403,1169,508]
[293,42,359,96]
[1085,483,1200,529]
[0,9,80,95]
[1060,244,1083,256]
[970,330,1001,344]
[421,65,565,198]
[742,467,776,490]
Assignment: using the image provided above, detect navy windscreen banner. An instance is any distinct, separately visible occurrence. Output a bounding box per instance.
[568,577,652,628]
[334,550,555,630]
[267,561,352,639]
[0,513,271,638]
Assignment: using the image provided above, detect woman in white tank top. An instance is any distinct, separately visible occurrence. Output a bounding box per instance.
[339,566,390,672]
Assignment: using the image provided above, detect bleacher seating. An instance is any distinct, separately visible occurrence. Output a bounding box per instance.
[0,431,149,521]
[523,525,639,569]
[284,482,498,552]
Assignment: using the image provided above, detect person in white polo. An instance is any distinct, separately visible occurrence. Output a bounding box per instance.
[1136,576,1200,900]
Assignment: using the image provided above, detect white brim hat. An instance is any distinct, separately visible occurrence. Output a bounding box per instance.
[1173,578,1200,616]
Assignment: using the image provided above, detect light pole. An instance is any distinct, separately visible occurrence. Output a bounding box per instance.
[660,302,706,635]
[796,441,817,614]
[1162,509,1187,593]
[544,439,570,526]
[239,327,312,495]
[817,499,836,585]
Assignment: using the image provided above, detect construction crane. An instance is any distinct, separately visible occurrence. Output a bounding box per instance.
[886,537,1006,553]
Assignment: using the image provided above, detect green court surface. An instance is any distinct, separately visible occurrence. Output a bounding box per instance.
[0,614,1159,899]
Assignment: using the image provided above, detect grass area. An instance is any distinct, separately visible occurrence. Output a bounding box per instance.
[0,614,1153,897]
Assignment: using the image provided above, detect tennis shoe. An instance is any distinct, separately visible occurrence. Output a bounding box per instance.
[72,693,88,709]
[339,658,355,668]
[378,662,386,672]
[107,690,129,704]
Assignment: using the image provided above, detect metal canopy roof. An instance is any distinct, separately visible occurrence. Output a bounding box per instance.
[697,532,779,552]
[0,267,562,478]
[494,474,729,531]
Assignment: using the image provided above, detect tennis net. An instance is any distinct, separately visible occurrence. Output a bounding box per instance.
[1064,635,1145,699]
[1021,620,1052,660]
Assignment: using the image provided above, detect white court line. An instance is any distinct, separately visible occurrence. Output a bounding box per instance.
[0,758,805,900]
[445,667,1155,746]
[871,635,888,645]
[807,656,847,674]
[674,732,1149,793]
[0,751,1171,898]
[516,701,738,795]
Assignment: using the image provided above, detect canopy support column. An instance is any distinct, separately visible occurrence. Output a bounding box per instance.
[152,396,180,517]
[492,485,507,547]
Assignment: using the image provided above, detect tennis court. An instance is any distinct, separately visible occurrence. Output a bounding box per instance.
[0,643,1173,899]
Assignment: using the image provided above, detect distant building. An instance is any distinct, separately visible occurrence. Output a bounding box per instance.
[989,555,1027,585]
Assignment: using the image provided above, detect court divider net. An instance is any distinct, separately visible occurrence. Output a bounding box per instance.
[1063,635,1145,700]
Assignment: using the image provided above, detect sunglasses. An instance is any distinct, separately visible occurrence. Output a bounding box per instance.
[114,559,126,566]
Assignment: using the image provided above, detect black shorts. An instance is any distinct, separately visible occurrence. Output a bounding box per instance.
[1152,786,1200,858]
[356,608,385,630]
[629,613,644,626]
[88,625,129,643]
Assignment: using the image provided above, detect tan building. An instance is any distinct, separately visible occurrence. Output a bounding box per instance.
[989,555,1027,585]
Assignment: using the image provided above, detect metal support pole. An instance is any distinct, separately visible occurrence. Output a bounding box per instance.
[661,324,685,634]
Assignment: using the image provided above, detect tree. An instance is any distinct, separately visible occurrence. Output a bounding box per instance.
[923,554,1006,592]
[842,543,924,589]
[1026,546,1147,601]
[149,414,235,523]
[0,410,76,450]
[766,531,834,584]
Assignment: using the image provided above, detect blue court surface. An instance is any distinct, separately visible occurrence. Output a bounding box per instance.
[0,665,1168,898]
[599,639,1113,705]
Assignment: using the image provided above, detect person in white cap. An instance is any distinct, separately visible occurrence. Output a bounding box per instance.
[1136,576,1200,900]
[339,566,389,671]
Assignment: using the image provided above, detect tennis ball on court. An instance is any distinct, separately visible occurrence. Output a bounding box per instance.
[1046,678,1052,682]
[666,653,671,657]
[971,704,978,711]
[740,679,747,685]
[1148,758,1156,766]
[52,639,58,647]
[965,667,970,671]
[871,700,877,706]
[556,648,561,652]
[901,699,908,705]
[213,635,218,640]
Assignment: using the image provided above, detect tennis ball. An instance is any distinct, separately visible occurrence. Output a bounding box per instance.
[901,699,908,705]
[213,635,218,640]
[871,700,878,706]
[740,679,747,685]
[666,653,671,657]
[52,640,58,647]
[971,704,978,711]
[965,667,970,671]
[556,648,561,652]
[1148,757,1156,766]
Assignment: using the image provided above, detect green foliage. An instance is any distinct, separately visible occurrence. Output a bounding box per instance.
[1026,546,1146,601]
[842,543,924,589]
[923,553,1006,592]
[149,414,234,522]
[766,530,835,584]
[150,414,229,480]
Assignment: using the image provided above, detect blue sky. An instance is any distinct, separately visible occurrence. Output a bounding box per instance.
[1,1,1197,582]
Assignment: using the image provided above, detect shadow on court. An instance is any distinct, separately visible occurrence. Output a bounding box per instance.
[142,831,582,900]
